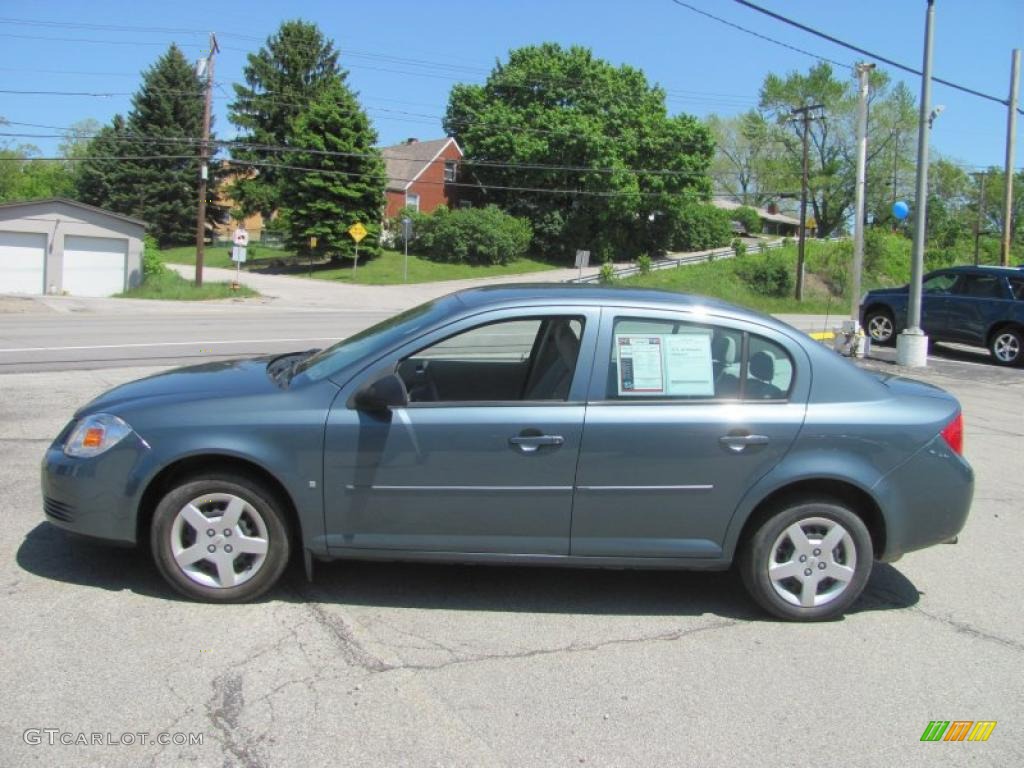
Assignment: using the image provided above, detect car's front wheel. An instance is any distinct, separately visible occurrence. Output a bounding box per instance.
[989,327,1023,367]
[739,500,873,621]
[151,474,290,602]
[864,308,896,345]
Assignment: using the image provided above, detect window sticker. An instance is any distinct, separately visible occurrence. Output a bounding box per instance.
[615,331,714,397]
[616,335,664,394]
[664,332,714,396]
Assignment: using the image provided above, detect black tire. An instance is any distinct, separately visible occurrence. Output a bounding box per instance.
[150,474,290,603]
[864,307,896,346]
[989,326,1023,367]
[739,499,873,621]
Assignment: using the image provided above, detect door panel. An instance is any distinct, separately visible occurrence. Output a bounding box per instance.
[324,405,583,553]
[323,307,598,556]
[572,402,805,557]
[0,231,45,294]
[63,235,127,297]
[571,309,808,558]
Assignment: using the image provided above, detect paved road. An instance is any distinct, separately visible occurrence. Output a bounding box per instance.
[0,350,1021,766]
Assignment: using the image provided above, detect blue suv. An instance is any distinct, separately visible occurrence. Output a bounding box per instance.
[861,265,1024,366]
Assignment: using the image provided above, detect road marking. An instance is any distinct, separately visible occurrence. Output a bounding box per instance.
[0,337,339,353]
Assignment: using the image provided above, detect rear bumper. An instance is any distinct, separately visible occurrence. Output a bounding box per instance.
[873,435,974,561]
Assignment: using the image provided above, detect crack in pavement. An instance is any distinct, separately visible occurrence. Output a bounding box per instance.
[206,672,267,768]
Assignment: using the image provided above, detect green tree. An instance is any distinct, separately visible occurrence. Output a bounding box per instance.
[707,110,785,206]
[124,44,207,245]
[444,43,714,261]
[229,20,343,219]
[75,115,133,211]
[279,79,386,260]
[0,118,76,201]
[759,63,917,238]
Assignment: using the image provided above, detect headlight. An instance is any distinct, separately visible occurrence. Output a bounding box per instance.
[63,413,134,458]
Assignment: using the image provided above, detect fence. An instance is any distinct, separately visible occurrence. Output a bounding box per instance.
[572,237,844,283]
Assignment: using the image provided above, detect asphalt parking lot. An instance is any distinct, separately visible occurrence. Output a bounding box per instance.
[1,347,1022,766]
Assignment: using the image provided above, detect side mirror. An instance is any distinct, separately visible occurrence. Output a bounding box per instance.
[352,373,408,412]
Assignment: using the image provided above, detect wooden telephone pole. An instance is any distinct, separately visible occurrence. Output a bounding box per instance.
[790,103,824,301]
[194,32,219,288]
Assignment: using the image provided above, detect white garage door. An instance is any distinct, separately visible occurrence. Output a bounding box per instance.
[63,235,128,297]
[0,231,46,294]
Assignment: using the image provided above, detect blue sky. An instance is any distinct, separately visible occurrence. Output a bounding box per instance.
[1,0,1021,172]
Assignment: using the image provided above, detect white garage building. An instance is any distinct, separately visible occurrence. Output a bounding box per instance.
[0,198,145,297]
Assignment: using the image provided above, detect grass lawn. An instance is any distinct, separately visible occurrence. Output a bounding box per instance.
[118,270,259,300]
[618,241,861,315]
[157,246,557,285]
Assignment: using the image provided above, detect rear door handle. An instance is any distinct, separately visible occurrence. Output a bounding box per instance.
[509,434,564,453]
[719,433,770,453]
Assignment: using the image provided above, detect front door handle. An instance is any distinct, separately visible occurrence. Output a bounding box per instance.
[719,433,770,453]
[509,434,565,453]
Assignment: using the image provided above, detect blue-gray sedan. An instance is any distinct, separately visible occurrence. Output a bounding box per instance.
[42,285,973,620]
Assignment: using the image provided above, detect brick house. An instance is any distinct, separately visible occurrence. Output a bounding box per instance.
[381,137,464,218]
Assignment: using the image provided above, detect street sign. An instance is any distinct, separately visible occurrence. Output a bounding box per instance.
[575,250,591,268]
[347,222,367,243]
[401,217,412,241]
[232,227,249,247]
[230,246,247,263]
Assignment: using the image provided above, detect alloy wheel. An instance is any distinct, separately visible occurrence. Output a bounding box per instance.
[867,314,893,343]
[766,516,857,608]
[169,493,270,589]
[992,332,1020,364]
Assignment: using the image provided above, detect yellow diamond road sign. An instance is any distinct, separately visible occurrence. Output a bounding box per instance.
[347,222,367,243]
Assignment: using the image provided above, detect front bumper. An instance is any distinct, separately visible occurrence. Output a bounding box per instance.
[40,434,153,546]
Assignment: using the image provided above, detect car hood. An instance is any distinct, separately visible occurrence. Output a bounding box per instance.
[77,357,278,416]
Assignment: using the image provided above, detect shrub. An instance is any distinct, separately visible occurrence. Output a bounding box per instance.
[733,206,762,235]
[423,205,532,265]
[732,238,747,258]
[636,254,652,274]
[142,234,166,278]
[736,254,793,297]
[671,204,733,251]
[599,262,616,283]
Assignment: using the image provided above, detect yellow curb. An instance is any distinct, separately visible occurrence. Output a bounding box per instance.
[809,331,835,341]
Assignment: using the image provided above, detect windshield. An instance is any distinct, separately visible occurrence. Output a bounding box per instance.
[294,297,454,382]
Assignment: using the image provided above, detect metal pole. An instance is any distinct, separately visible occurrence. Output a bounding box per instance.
[403,234,409,282]
[897,0,935,368]
[194,32,217,288]
[1000,49,1020,266]
[353,241,358,275]
[851,63,874,324]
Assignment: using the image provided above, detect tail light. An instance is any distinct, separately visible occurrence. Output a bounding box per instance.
[940,412,964,456]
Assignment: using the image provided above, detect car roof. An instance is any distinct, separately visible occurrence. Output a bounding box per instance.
[939,265,1024,276]
[450,283,783,328]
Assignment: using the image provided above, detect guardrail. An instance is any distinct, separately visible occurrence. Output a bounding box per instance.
[572,236,845,283]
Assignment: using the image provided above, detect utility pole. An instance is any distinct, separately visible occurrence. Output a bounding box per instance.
[1000,49,1020,266]
[851,63,875,326]
[791,103,824,301]
[897,0,935,368]
[194,32,219,288]
[974,171,988,266]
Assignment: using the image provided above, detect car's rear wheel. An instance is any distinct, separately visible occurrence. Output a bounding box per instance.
[989,327,1022,367]
[151,475,290,602]
[865,308,896,345]
[739,500,873,621]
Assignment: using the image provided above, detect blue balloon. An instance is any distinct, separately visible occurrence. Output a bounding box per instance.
[892,201,910,221]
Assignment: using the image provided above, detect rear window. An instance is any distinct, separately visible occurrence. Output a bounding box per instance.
[606,317,792,401]
[1010,278,1024,301]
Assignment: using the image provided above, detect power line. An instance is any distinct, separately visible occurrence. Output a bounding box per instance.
[729,0,1022,114]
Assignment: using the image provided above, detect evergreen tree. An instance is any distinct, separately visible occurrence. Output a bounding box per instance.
[229,20,343,219]
[74,115,133,210]
[279,79,387,260]
[124,44,207,245]
[74,45,211,245]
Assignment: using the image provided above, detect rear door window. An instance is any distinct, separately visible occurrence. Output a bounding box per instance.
[604,317,792,401]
